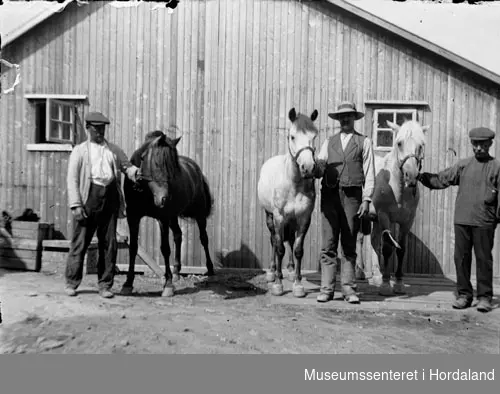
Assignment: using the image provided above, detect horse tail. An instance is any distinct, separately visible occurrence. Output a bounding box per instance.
[201,174,214,219]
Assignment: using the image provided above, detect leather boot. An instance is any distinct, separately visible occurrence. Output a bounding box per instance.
[317,261,337,303]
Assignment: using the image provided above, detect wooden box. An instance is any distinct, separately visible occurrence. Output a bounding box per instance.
[0,238,42,271]
[11,221,54,242]
[0,221,54,272]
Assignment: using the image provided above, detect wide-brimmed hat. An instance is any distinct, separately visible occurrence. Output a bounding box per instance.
[328,101,365,121]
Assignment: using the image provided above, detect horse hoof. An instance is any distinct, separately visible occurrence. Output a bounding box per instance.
[292,284,306,298]
[266,272,276,282]
[393,281,406,295]
[288,272,296,282]
[121,286,133,295]
[271,283,284,296]
[378,282,394,296]
[162,287,175,297]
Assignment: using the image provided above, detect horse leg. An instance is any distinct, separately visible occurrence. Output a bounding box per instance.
[393,231,408,295]
[121,215,140,295]
[379,230,396,297]
[271,215,286,296]
[159,219,175,297]
[285,224,296,282]
[265,211,277,283]
[291,219,311,298]
[170,217,183,282]
[196,216,215,277]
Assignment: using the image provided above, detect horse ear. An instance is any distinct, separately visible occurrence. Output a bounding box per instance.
[289,108,297,122]
[422,125,430,133]
[172,136,181,146]
[386,120,400,131]
[310,109,318,122]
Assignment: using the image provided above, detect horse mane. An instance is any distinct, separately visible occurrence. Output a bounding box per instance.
[148,133,181,182]
[292,113,319,134]
[394,120,426,147]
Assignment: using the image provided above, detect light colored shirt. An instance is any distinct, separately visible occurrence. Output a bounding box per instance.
[317,131,376,202]
[88,141,116,187]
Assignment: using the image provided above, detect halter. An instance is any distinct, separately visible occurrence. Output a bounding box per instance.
[398,153,423,173]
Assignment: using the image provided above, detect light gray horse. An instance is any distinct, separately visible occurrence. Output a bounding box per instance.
[257,108,319,298]
[365,120,429,295]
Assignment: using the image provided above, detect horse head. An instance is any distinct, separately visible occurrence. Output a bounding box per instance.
[139,132,182,208]
[287,108,319,178]
[387,120,430,187]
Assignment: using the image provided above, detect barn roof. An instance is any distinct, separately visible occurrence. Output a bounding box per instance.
[334,0,500,85]
[1,0,499,85]
[0,0,75,48]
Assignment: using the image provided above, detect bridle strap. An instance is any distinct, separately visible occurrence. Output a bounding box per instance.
[288,144,316,165]
[399,153,423,172]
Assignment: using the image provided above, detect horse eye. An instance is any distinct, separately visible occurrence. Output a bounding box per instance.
[291,136,295,141]
[397,141,402,148]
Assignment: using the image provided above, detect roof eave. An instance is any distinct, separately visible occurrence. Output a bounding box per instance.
[325,0,500,87]
[1,0,75,49]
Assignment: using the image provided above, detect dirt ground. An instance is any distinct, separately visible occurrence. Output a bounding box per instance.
[1,263,499,354]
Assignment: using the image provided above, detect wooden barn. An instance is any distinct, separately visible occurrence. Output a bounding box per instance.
[1,0,500,280]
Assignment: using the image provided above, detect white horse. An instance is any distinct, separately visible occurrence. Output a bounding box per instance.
[365,120,429,295]
[257,108,319,298]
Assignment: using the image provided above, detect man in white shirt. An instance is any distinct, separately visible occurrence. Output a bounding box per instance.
[314,102,376,304]
[65,112,139,299]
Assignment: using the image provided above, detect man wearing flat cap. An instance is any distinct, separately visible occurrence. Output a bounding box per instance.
[65,111,139,299]
[314,101,376,304]
[418,127,500,313]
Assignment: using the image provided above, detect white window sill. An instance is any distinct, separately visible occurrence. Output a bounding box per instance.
[26,144,73,152]
[374,147,392,152]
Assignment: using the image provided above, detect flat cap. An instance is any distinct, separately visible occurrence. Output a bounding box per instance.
[85,111,110,125]
[469,127,495,141]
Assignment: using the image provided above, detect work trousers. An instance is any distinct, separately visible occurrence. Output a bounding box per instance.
[319,186,362,296]
[454,224,495,301]
[65,181,119,291]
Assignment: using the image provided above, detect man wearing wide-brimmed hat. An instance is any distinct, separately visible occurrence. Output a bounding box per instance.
[418,127,500,313]
[65,111,140,299]
[314,101,376,304]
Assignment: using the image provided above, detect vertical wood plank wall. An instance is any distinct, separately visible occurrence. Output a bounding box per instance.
[1,0,499,278]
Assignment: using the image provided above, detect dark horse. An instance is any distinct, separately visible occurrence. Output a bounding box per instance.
[121,130,215,297]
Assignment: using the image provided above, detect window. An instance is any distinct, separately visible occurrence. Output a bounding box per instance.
[364,101,429,152]
[25,94,88,152]
[373,109,417,150]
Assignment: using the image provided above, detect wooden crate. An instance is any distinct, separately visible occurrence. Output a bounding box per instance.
[0,237,42,271]
[11,221,53,242]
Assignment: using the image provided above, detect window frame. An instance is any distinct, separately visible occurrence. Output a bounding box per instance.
[24,94,88,152]
[364,101,429,153]
[372,108,418,151]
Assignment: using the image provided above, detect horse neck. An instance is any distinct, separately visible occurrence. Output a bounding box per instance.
[386,148,405,199]
[284,151,304,185]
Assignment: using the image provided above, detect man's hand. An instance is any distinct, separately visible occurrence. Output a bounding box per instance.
[126,165,140,183]
[71,206,87,222]
[357,201,369,218]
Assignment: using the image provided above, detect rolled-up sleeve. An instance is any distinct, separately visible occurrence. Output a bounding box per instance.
[362,137,376,202]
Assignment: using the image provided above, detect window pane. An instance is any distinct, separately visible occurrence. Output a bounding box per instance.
[62,124,71,141]
[377,129,393,147]
[62,105,72,122]
[376,112,394,128]
[50,121,60,139]
[396,112,414,125]
[51,102,59,120]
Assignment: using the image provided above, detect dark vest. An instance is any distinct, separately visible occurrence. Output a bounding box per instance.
[322,131,365,188]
